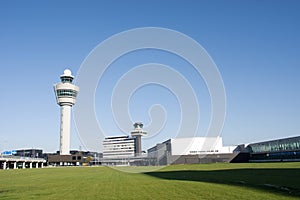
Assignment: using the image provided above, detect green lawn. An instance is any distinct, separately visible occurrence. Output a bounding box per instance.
[0,162,299,199]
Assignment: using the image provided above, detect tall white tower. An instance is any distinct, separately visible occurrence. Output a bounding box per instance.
[131,122,147,156]
[54,69,79,155]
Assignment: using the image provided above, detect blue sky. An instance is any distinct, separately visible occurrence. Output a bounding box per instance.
[0,0,299,152]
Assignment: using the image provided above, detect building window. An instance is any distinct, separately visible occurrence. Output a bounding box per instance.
[56,89,77,97]
[61,77,73,83]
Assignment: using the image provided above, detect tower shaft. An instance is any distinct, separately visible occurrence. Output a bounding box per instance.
[135,135,142,156]
[60,105,71,155]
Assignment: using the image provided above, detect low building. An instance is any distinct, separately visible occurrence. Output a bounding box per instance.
[247,136,300,162]
[147,139,172,165]
[46,150,103,166]
[15,149,44,158]
[170,137,236,155]
[47,153,83,166]
[70,150,102,165]
[148,137,237,165]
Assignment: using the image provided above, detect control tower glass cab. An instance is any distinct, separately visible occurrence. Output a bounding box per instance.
[131,122,147,156]
[54,69,79,106]
[54,69,79,155]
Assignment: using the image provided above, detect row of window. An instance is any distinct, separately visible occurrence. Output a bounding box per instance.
[189,150,219,154]
[61,77,73,83]
[103,152,135,158]
[103,151,135,155]
[72,156,82,160]
[248,137,300,153]
[104,144,135,148]
[104,147,134,151]
[103,141,135,145]
[250,151,300,160]
[56,89,78,97]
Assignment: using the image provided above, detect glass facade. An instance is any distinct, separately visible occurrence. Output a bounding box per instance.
[247,136,300,153]
[61,77,73,83]
[56,89,77,97]
[247,136,300,161]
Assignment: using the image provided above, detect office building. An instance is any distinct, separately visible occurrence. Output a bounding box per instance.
[102,136,135,159]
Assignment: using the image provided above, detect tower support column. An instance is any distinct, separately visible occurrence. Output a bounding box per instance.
[135,136,142,156]
[60,105,71,155]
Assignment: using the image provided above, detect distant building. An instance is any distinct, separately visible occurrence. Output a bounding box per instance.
[247,136,300,162]
[170,137,236,155]
[47,153,83,166]
[103,136,135,159]
[101,122,148,166]
[70,150,102,165]
[16,149,43,158]
[148,137,237,165]
[47,150,102,166]
[147,139,172,165]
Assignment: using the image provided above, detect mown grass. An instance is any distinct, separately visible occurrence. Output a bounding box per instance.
[0,162,299,199]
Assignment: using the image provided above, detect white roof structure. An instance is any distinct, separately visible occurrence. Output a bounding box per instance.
[170,137,236,155]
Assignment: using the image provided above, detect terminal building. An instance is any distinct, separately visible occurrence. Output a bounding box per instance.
[246,136,300,162]
[147,135,300,165]
[148,137,237,165]
[15,149,44,158]
[101,133,300,166]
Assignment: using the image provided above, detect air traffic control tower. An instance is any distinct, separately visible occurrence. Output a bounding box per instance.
[54,69,79,155]
[131,122,147,156]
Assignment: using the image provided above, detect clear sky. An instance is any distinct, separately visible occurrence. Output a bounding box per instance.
[0,0,299,153]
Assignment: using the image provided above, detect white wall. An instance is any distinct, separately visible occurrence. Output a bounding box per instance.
[171,137,236,155]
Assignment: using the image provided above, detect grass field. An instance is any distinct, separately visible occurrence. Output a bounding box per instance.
[0,162,299,199]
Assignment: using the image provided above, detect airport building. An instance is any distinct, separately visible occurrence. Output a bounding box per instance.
[147,136,300,165]
[101,123,148,166]
[15,149,44,158]
[247,136,300,162]
[167,137,236,155]
[103,136,136,159]
[6,69,294,168]
[148,137,237,165]
[47,150,102,166]
[0,149,46,169]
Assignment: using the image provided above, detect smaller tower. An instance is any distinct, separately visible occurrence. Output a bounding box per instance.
[131,122,147,156]
[54,69,79,155]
